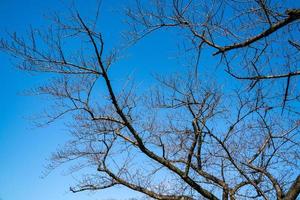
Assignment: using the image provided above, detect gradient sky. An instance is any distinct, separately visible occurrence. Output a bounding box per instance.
[1,1,299,200]
[0,1,137,200]
[0,1,186,200]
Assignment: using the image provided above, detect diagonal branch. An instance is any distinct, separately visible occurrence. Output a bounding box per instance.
[213,9,300,55]
[283,175,300,200]
[77,13,219,200]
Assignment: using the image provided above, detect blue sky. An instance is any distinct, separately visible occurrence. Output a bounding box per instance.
[1,1,299,200]
[0,1,189,199]
[0,1,144,200]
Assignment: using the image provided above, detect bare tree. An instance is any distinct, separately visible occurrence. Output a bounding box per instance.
[126,0,300,109]
[1,1,300,200]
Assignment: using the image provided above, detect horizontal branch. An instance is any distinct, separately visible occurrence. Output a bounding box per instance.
[226,70,300,80]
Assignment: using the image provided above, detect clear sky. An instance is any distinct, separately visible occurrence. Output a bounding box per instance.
[1,1,299,200]
[0,1,139,200]
[0,1,186,200]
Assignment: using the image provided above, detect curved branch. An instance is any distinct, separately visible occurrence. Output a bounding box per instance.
[77,13,219,200]
[213,9,300,55]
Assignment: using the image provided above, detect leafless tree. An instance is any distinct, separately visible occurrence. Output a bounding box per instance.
[126,0,300,109]
[1,1,300,200]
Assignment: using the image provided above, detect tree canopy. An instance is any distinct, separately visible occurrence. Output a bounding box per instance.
[1,0,300,199]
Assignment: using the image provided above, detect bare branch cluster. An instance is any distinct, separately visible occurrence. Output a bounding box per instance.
[1,1,300,200]
[125,0,300,109]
